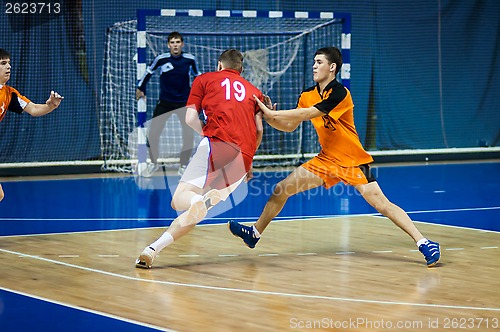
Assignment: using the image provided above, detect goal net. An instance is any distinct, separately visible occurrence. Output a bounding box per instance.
[100,10,349,172]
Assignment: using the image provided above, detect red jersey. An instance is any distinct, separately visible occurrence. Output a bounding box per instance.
[0,84,31,122]
[187,69,263,158]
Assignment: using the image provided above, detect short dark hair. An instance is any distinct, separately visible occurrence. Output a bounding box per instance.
[0,48,11,60]
[168,31,183,42]
[315,47,342,76]
[218,49,243,72]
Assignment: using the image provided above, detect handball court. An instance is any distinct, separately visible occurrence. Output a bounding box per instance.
[0,160,499,331]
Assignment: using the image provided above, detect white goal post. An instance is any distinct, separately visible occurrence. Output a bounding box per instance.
[100,9,351,172]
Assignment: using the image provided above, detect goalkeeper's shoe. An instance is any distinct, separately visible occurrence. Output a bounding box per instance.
[228,220,260,248]
[141,163,159,178]
[135,246,156,269]
[178,165,187,176]
[418,240,441,267]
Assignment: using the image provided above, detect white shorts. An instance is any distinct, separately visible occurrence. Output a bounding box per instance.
[180,137,251,191]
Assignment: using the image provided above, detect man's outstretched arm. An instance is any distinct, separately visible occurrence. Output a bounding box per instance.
[23,90,64,116]
[253,95,322,132]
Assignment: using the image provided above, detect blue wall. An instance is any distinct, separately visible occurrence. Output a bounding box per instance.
[0,0,498,163]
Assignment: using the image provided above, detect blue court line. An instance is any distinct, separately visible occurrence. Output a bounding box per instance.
[0,162,498,235]
[0,287,173,332]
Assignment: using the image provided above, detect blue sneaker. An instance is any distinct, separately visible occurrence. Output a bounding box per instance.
[418,240,441,267]
[228,220,259,248]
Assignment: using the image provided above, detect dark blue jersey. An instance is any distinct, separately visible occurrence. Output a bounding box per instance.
[137,52,201,103]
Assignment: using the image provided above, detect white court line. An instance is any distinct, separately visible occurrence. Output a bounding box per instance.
[0,247,499,312]
[0,205,498,222]
[1,208,500,239]
[0,286,175,332]
[404,206,500,214]
[370,215,500,234]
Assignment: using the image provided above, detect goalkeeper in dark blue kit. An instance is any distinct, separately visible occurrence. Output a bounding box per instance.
[136,31,201,177]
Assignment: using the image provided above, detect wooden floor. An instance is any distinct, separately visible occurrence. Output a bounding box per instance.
[1,216,499,331]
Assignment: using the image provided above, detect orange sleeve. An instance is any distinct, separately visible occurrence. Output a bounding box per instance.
[297,92,307,109]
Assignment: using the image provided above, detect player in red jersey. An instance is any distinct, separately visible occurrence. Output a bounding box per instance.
[136,49,266,268]
[0,48,64,202]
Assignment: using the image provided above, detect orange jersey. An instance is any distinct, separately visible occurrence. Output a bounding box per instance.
[0,84,31,122]
[298,79,373,167]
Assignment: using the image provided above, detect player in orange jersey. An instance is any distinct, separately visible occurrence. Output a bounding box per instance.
[0,48,64,201]
[229,47,440,267]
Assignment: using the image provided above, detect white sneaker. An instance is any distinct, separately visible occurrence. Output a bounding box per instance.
[141,163,159,178]
[135,246,156,269]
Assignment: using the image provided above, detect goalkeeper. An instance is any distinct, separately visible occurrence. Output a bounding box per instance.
[0,48,64,202]
[136,31,201,177]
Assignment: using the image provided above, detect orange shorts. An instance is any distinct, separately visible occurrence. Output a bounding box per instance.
[302,155,375,189]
